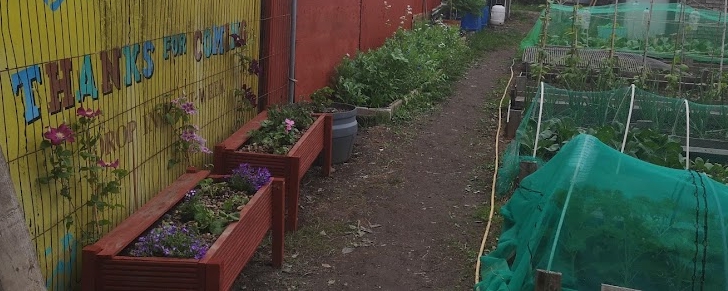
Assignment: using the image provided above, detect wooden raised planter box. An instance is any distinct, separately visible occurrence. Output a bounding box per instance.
[82,170,285,291]
[212,110,332,231]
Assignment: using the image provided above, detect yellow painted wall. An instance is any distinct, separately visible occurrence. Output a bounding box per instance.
[0,0,260,289]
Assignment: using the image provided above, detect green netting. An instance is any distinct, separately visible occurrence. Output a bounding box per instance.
[496,83,728,195]
[520,3,728,63]
[477,133,728,291]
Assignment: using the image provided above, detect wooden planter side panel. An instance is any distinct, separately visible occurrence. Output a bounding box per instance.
[97,259,204,290]
[291,115,330,179]
[90,170,210,256]
[215,150,290,177]
[212,111,270,175]
[202,182,274,291]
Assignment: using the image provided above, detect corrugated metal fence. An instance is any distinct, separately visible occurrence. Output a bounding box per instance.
[0,0,276,289]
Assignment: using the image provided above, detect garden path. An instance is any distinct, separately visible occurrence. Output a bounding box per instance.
[234,14,535,291]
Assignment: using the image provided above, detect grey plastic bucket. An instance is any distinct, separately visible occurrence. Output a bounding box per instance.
[330,103,358,164]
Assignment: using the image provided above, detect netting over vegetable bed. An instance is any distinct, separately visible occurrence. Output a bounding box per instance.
[497,83,728,195]
[476,134,728,291]
[521,3,728,64]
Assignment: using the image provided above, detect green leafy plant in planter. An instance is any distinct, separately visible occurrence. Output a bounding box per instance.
[242,104,315,155]
[127,163,271,259]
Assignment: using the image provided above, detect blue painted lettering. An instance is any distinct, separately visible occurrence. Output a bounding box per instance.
[213,25,225,55]
[11,65,42,124]
[203,29,213,58]
[44,233,77,291]
[163,36,173,60]
[122,44,141,86]
[142,41,155,78]
[43,0,66,11]
[179,34,187,56]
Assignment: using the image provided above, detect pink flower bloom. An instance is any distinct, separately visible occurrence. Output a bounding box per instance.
[43,124,75,145]
[181,102,197,115]
[97,159,120,168]
[180,130,197,142]
[284,119,295,132]
[200,146,212,154]
[76,107,102,118]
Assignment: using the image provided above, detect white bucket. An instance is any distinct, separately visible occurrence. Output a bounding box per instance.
[491,5,506,25]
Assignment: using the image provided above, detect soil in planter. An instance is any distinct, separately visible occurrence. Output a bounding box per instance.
[122,179,254,259]
[238,130,305,154]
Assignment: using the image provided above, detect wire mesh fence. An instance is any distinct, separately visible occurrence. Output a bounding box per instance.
[0,0,285,289]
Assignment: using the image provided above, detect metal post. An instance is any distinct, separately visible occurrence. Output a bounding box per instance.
[288,0,298,104]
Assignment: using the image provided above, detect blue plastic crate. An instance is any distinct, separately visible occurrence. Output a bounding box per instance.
[461,13,481,31]
[481,6,490,28]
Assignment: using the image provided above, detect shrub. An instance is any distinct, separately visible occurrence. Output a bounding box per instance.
[334,21,469,108]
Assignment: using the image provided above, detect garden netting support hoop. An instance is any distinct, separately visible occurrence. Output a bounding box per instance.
[546,141,586,271]
[621,84,637,153]
[685,99,691,169]
[533,82,546,158]
[721,0,728,98]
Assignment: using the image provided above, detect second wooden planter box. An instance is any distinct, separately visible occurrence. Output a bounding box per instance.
[212,111,333,231]
[82,170,285,291]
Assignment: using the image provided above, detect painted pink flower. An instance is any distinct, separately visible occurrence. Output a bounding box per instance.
[284,119,295,132]
[200,146,212,154]
[43,124,75,145]
[97,159,120,168]
[76,107,102,118]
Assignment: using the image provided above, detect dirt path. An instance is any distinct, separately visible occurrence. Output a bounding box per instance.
[234,15,535,291]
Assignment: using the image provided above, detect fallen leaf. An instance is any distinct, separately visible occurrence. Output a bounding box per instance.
[320,230,327,236]
[342,247,354,254]
[291,253,299,259]
[328,279,336,285]
[369,224,382,228]
[322,263,332,268]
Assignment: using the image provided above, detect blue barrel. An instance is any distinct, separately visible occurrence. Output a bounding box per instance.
[461,13,480,31]
[481,6,490,28]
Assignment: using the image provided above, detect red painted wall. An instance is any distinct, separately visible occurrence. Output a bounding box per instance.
[293,0,361,102]
[291,0,442,102]
[261,0,292,107]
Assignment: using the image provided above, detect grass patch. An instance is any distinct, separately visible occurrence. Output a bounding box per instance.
[283,219,349,254]
[511,3,543,12]
[467,25,527,53]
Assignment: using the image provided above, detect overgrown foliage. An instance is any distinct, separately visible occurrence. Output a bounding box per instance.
[334,21,468,108]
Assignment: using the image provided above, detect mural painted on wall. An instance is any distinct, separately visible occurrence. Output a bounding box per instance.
[1,1,261,289]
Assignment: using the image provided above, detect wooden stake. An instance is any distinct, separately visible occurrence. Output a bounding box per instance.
[535,269,561,291]
[518,160,539,183]
[505,109,523,139]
